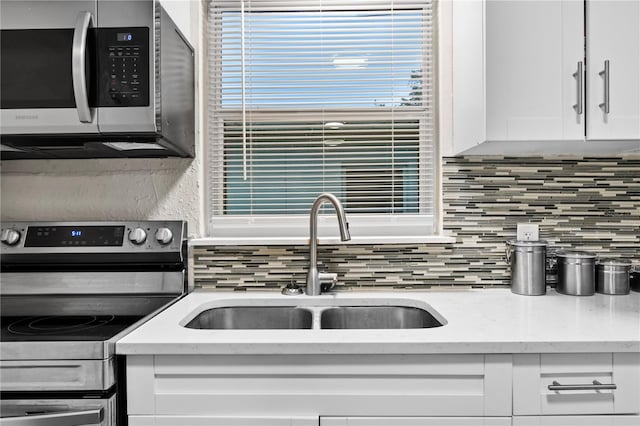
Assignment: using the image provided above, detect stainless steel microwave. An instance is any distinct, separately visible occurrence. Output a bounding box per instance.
[0,0,194,159]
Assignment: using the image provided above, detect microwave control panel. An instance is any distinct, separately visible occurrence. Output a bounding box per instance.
[97,27,149,107]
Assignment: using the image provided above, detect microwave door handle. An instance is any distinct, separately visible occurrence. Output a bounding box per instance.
[72,11,93,123]
[0,408,102,426]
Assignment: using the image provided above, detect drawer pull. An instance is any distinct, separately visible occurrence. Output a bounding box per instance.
[548,380,617,391]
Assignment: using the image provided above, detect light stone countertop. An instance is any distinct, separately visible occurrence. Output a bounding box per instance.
[116,288,640,355]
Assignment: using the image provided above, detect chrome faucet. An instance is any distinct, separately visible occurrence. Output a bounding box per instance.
[306,193,351,296]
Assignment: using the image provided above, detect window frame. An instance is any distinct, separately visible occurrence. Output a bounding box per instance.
[202,0,449,244]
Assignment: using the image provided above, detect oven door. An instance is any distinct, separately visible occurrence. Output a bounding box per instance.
[0,1,99,135]
[0,395,115,426]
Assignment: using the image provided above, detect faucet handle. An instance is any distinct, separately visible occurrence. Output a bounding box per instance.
[318,272,338,283]
[318,272,338,292]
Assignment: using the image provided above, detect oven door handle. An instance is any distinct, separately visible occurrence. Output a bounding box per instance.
[0,409,102,426]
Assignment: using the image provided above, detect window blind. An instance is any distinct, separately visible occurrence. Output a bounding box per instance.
[207,0,436,238]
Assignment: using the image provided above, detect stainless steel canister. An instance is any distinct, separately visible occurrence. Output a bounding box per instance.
[597,259,632,295]
[556,251,596,296]
[631,266,640,293]
[506,240,547,296]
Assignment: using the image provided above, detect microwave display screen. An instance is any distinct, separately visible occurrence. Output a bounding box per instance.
[117,33,133,42]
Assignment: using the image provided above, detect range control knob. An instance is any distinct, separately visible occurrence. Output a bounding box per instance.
[1,229,21,246]
[155,227,173,245]
[128,228,147,245]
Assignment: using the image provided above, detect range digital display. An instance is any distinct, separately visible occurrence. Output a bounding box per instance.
[24,226,125,247]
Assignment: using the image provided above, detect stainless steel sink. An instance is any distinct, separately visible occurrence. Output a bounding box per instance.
[320,306,444,329]
[183,298,446,330]
[185,306,313,329]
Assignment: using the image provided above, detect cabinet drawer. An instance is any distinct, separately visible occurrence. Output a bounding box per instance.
[322,417,511,426]
[129,416,318,426]
[513,415,640,426]
[127,354,512,417]
[513,353,640,415]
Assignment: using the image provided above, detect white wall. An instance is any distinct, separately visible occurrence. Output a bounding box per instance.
[0,0,205,237]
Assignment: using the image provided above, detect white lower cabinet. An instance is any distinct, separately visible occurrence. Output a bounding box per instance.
[512,415,640,426]
[321,417,511,426]
[126,352,639,424]
[129,416,513,426]
[513,353,640,416]
[128,416,317,426]
[127,354,512,417]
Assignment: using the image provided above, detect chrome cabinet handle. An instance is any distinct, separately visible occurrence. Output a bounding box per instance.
[598,60,610,114]
[72,11,93,123]
[548,380,617,392]
[0,409,102,426]
[573,61,583,115]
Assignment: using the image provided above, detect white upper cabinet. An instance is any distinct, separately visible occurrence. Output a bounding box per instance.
[586,0,640,140]
[452,0,640,154]
[485,0,584,141]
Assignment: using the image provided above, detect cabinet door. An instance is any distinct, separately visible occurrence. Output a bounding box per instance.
[132,354,509,417]
[129,416,318,426]
[513,415,640,426]
[587,0,640,140]
[485,0,584,141]
[321,418,511,426]
[513,353,640,416]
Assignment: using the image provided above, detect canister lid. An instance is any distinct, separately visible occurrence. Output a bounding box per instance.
[506,239,548,247]
[597,258,632,267]
[556,251,596,259]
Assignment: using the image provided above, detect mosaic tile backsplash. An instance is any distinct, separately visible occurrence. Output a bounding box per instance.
[193,157,640,290]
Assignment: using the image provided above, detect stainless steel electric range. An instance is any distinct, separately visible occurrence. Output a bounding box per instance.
[0,221,187,425]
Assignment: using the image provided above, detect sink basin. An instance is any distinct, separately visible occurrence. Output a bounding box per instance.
[182,298,446,331]
[185,306,313,330]
[320,306,444,329]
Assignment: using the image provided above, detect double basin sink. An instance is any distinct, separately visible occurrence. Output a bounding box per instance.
[184,299,446,330]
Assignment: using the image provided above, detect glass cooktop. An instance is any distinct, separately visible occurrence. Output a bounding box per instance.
[0,315,143,341]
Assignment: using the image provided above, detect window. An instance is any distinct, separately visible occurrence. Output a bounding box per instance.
[206,0,437,241]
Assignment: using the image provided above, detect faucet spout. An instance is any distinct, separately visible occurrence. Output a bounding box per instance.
[306,193,351,296]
